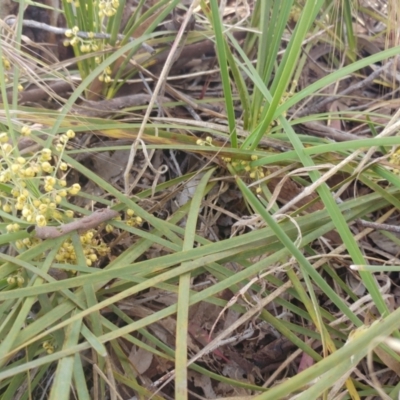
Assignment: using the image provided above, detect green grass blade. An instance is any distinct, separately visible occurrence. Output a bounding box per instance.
[203,0,238,147]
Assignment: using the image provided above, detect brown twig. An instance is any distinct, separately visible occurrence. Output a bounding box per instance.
[5,18,155,54]
[70,94,171,118]
[299,121,365,142]
[358,219,400,234]
[6,80,76,104]
[35,208,119,239]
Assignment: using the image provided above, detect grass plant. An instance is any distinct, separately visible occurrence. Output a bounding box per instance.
[1,0,400,399]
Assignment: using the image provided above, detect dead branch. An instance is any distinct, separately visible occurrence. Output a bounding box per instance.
[5,17,155,54]
[358,219,400,234]
[35,208,119,239]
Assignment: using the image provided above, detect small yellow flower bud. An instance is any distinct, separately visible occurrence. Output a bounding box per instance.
[60,135,68,144]
[39,203,48,213]
[66,129,75,139]
[7,276,16,285]
[36,215,47,227]
[0,132,9,143]
[16,276,24,286]
[23,167,35,177]
[41,162,53,173]
[45,176,56,186]
[69,183,81,195]
[21,126,31,136]
[41,148,52,160]
[105,224,113,233]
[88,254,97,262]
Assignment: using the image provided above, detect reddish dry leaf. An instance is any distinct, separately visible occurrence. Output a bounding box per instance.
[298,352,315,372]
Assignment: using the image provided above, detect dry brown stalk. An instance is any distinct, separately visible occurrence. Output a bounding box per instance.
[35,208,118,239]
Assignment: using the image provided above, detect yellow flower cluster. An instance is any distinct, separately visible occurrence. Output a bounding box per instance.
[125,208,143,227]
[52,230,109,266]
[1,126,120,286]
[98,0,120,18]
[15,228,110,268]
[98,66,113,83]
[229,156,267,194]
[2,56,11,83]
[6,271,25,287]
[390,148,400,173]
[64,26,99,53]
[0,128,79,230]
[290,6,302,23]
[196,136,214,146]
[43,340,55,354]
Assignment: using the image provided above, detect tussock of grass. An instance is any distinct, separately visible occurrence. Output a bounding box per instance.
[1,0,400,399]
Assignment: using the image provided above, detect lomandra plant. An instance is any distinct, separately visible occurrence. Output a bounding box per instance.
[61,0,183,98]
[0,123,114,270]
[2,0,400,399]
